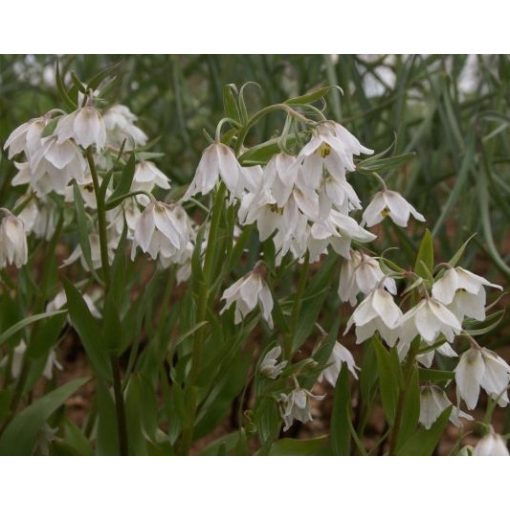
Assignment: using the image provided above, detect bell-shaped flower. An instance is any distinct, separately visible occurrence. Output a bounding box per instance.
[455,346,510,410]
[419,385,472,430]
[220,262,274,328]
[278,387,324,431]
[56,105,106,150]
[338,250,396,306]
[17,196,58,241]
[103,104,147,149]
[3,115,48,159]
[473,429,509,456]
[320,341,359,386]
[398,297,461,348]
[132,160,171,195]
[132,200,190,261]
[299,121,373,182]
[259,346,287,379]
[345,287,402,347]
[0,209,28,269]
[432,267,502,321]
[62,232,116,271]
[362,189,425,228]
[184,142,242,198]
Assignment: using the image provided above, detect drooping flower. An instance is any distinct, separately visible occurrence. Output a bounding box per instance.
[362,189,425,228]
[220,262,274,328]
[16,196,58,241]
[46,288,102,319]
[338,250,396,306]
[184,142,242,198]
[56,105,106,150]
[432,266,502,321]
[398,297,461,348]
[259,346,287,379]
[131,200,190,261]
[278,387,324,431]
[0,209,28,269]
[3,115,48,159]
[345,287,402,347]
[419,385,472,430]
[103,104,148,149]
[62,232,116,271]
[132,160,171,195]
[320,341,359,386]
[455,346,510,410]
[473,428,509,456]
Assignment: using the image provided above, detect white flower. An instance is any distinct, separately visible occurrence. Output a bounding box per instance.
[338,250,396,306]
[432,267,502,321]
[220,263,274,328]
[419,385,472,430]
[56,105,106,150]
[345,287,402,347]
[16,197,58,241]
[473,429,509,456]
[299,121,373,182]
[184,142,242,198]
[362,189,425,228]
[62,232,116,271]
[278,387,324,431]
[3,115,48,159]
[42,349,63,380]
[259,346,287,379]
[103,104,147,149]
[0,209,28,269]
[132,201,190,261]
[10,340,27,378]
[455,346,510,410]
[320,341,359,387]
[398,298,461,348]
[132,160,171,195]
[46,289,102,319]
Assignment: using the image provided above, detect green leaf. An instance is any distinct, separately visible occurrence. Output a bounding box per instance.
[223,84,241,122]
[395,366,420,449]
[64,280,111,381]
[0,378,87,455]
[374,338,401,425]
[285,85,338,106]
[0,310,67,348]
[414,229,434,281]
[268,436,331,456]
[330,365,352,455]
[395,407,451,455]
[95,380,119,455]
[418,368,455,384]
[55,60,76,109]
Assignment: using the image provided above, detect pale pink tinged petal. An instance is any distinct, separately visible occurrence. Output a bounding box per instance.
[257,208,279,242]
[432,268,458,304]
[12,162,32,186]
[4,121,31,154]
[73,108,96,148]
[217,143,240,193]
[56,113,76,143]
[258,285,274,327]
[153,206,181,249]
[310,222,332,241]
[44,140,77,169]
[455,349,484,410]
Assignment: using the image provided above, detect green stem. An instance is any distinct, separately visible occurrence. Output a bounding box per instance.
[85,148,128,456]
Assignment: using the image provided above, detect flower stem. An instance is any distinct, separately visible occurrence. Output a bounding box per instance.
[85,148,128,456]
